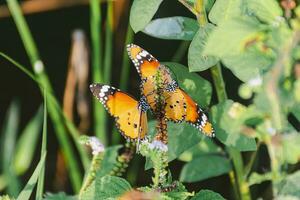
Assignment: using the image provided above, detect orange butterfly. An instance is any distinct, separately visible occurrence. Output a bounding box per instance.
[127,44,215,137]
[90,84,149,140]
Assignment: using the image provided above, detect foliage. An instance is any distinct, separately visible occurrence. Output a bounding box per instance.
[1,0,300,199]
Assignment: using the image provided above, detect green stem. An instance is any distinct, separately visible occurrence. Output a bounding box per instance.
[6,0,82,191]
[119,26,134,91]
[194,0,250,199]
[90,0,107,145]
[171,41,190,62]
[112,24,134,144]
[36,90,47,200]
[103,1,113,83]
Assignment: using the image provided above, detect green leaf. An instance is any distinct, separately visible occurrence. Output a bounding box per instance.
[204,18,263,58]
[0,100,21,196]
[14,106,43,175]
[130,0,163,33]
[97,145,122,177]
[222,49,273,82]
[248,172,273,186]
[282,133,300,164]
[43,192,76,200]
[80,175,132,200]
[179,137,222,162]
[208,0,243,25]
[17,153,46,200]
[188,23,219,71]
[180,155,231,182]
[211,100,257,151]
[143,17,199,40]
[164,62,212,107]
[162,182,193,199]
[277,171,300,198]
[191,189,225,200]
[145,121,203,169]
[36,96,48,200]
[245,0,283,24]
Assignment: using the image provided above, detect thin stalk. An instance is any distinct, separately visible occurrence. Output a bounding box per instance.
[194,0,250,199]
[112,25,134,144]
[90,0,107,144]
[103,1,113,83]
[0,52,89,171]
[171,41,190,62]
[119,26,134,91]
[6,0,82,191]
[36,90,47,200]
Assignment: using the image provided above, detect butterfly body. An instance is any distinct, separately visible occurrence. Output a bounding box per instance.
[127,44,215,137]
[90,84,148,140]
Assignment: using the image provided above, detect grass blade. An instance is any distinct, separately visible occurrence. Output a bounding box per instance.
[16,153,46,200]
[36,90,48,200]
[0,100,21,196]
[13,106,43,175]
[90,0,107,144]
[103,1,113,83]
[5,0,86,190]
[0,52,90,170]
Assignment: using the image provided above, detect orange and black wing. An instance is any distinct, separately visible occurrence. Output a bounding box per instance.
[127,43,160,79]
[90,84,148,140]
[165,88,215,137]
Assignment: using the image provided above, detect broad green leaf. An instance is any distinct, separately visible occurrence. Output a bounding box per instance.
[208,0,243,25]
[292,104,300,121]
[277,171,300,198]
[43,192,76,200]
[145,121,203,169]
[143,17,198,40]
[164,62,212,107]
[282,133,300,164]
[17,153,46,200]
[80,175,132,200]
[191,189,225,200]
[0,100,21,196]
[204,18,263,58]
[188,23,219,72]
[14,106,43,175]
[179,137,221,162]
[180,155,231,182]
[97,145,122,177]
[211,100,257,151]
[248,172,273,186]
[245,0,283,24]
[222,49,273,82]
[163,182,193,199]
[130,0,163,33]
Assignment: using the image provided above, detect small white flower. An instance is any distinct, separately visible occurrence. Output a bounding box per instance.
[148,140,168,152]
[248,76,262,87]
[267,127,276,136]
[87,136,105,155]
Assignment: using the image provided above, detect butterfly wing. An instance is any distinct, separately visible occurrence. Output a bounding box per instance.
[90,84,147,140]
[163,88,186,122]
[127,43,160,78]
[165,88,214,137]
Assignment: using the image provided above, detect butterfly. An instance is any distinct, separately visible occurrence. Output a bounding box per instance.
[90,84,149,140]
[127,44,215,137]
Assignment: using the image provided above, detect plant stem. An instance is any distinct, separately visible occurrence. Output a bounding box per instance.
[103,1,113,83]
[90,0,107,145]
[6,0,83,191]
[194,0,250,199]
[36,90,47,200]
